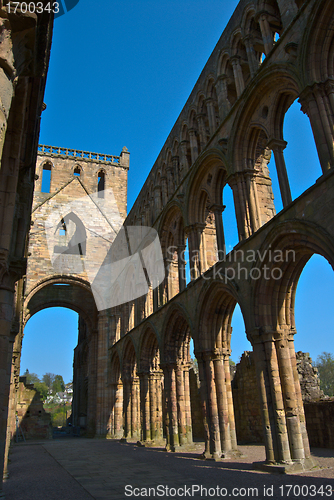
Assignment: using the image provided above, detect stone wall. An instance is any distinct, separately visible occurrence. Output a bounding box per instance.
[304,400,334,449]
[231,352,263,444]
[189,368,205,441]
[14,378,52,441]
[231,351,329,445]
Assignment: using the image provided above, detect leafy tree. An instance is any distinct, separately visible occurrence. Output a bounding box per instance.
[42,373,56,390]
[229,359,236,366]
[23,369,40,385]
[34,382,49,402]
[315,352,334,396]
[52,375,65,394]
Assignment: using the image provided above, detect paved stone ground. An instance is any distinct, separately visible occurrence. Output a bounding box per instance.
[3,439,334,500]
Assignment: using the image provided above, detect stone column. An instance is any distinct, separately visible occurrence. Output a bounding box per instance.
[183,366,193,444]
[185,225,201,280]
[196,113,207,150]
[131,377,140,440]
[249,328,317,471]
[114,382,124,438]
[213,354,232,454]
[299,85,334,173]
[215,75,231,120]
[166,166,174,196]
[166,257,179,300]
[288,331,311,459]
[243,35,259,77]
[258,13,274,55]
[204,353,222,459]
[177,245,186,292]
[179,140,190,175]
[172,155,180,186]
[139,372,151,442]
[210,204,225,260]
[96,310,110,436]
[230,56,245,97]
[154,185,162,217]
[267,139,292,207]
[196,355,211,457]
[227,173,251,240]
[123,379,132,439]
[205,98,217,136]
[163,365,179,450]
[196,223,206,273]
[223,351,238,451]
[161,176,168,204]
[188,129,198,165]
[87,328,98,437]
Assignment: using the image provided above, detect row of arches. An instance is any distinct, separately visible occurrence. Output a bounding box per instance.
[129,0,313,227]
[106,223,334,464]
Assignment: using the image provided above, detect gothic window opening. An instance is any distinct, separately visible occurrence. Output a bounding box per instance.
[98,170,105,197]
[74,166,81,176]
[41,163,52,193]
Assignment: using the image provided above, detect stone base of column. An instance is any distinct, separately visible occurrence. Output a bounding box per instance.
[106,432,124,440]
[136,439,166,448]
[165,443,199,453]
[253,456,319,474]
[200,449,244,461]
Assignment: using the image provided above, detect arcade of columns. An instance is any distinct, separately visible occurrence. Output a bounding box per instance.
[97,0,334,473]
[5,0,334,481]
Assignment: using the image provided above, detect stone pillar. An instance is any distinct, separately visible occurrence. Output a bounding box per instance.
[166,167,174,197]
[228,173,251,240]
[172,156,180,186]
[155,373,164,443]
[163,365,179,450]
[183,367,193,444]
[177,245,186,292]
[123,379,132,439]
[211,204,225,260]
[161,176,168,204]
[215,75,231,120]
[154,186,162,217]
[230,56,245,97]
[180,140,190,175]
[223,351,238,451]
[299,84,334,173]
[205,98,217,136]
[243,35,259,77]
[96,311,112,436]
[166,257,179,299]
[213,354,232,454]
[258,13,274,55]
[131,377,140,439]
[196,355,211,457]
[114,382,124,438]
[87,329,98,437]
[267,139,292,207]
[110,382,123,438]
[175,364,187,446]
[139,372,151,442]
[188,129,198,165]
[249,328,317,472]
[185,225,201,280]
[196,113,207,150]
[204,353,222,459]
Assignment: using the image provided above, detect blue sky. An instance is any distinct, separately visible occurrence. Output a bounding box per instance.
[21,0,333,383]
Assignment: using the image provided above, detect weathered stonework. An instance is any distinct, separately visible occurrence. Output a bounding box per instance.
[2,0,334,482]
[14,377,52,441]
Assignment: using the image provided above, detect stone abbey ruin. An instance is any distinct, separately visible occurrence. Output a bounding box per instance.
[0,0,334,492]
